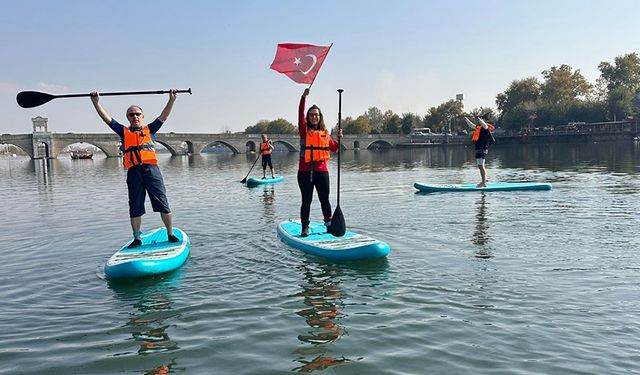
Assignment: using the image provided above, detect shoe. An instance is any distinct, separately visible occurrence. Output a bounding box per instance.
[324,220,331,227]
[168,234,179,243]
[301,225,309,237]
[128,239,142,249]
[476,183,487,188]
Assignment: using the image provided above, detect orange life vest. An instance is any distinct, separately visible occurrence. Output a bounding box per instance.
[472,123,495,142]
[122,126,157,169]
[260,141,272,155]
[304,129,330,163]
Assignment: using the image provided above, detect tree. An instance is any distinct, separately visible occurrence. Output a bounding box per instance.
[540,64,592,104]
[364,107,384,134]
[598,52,640,93]
[400,113,422,135]
[244,120,269,134]
[266,118,296,134]
[424,100,464,132]
[342,115,370,134]
[607,87,634,121]
[498,104,533,130]
[244,118,296,134]
[382,112,402,134]
[496,77,541,113]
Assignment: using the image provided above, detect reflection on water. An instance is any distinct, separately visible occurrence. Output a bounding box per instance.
[293,262,351,373]
[472,193,493,259]
[108,271,183,373]
[291,259,390,373]
[260,185,276,221]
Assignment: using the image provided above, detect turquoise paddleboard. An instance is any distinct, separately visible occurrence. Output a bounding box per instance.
[277,220,390,261]
[105,227,190,279]
[246,175,284,186]
[414,182,552,193]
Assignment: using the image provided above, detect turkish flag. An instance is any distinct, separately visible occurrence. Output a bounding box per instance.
[270,43,332,84]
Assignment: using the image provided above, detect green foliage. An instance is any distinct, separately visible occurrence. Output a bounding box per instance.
[498,104,534,130]
[244,118,296,134]
[382,111,402,134]
[401,113,422,135]
[607,87,634,120]
[424,100,464,132]
[540,64,592,104]
[598,53,640,93]
[364,107,384,134]
[496,77,541,113]
[342,115,371,134]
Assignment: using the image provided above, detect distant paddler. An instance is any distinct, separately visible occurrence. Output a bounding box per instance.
[259,134,275,179]
[465,114,496,188]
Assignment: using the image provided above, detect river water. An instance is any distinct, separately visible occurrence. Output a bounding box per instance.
[1,142,639,374]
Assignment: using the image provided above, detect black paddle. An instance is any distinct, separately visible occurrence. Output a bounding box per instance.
[328,89,346,237]
[16,88,192,108]
[241,152,261,183]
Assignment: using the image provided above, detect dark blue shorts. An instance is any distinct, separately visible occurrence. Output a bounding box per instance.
[262,154,273,169]
[475,149,488,159]
[126,164,171,217]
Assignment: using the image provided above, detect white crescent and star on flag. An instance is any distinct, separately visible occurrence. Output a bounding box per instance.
[293,54,318,75]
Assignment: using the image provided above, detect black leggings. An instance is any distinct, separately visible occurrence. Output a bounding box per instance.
[261,154,273,169]
[297,171,332,224]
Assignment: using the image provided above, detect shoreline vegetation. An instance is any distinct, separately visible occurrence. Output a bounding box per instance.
[244,52,640,138]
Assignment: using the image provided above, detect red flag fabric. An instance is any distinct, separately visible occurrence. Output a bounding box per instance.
[270,43,332,84]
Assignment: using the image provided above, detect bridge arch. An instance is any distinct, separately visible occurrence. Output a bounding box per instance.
[35,141,51,158]
[57,140,111,158]
[154,140,180,156]
[353,140,360,149]
[245,140,257,153]
[201,140,240,154]
[365,140,393,150]
[0,142,32,158]
[182,141,195,154]
[273,140,297,152]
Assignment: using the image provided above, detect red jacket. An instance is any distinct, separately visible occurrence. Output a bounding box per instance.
[298,95,339,172]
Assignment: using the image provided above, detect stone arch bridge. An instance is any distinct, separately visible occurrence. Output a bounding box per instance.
[0,132,406,159]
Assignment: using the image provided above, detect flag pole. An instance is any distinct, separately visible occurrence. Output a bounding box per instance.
[308,43,333,90]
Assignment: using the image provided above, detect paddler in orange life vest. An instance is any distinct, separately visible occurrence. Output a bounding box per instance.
[259,134,275,179]
[298,88,343,237]
[465,114,496,188]
[90,90,179,248]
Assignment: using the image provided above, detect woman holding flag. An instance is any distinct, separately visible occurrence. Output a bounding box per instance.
[270,42,340,237]
[297,88,342,237]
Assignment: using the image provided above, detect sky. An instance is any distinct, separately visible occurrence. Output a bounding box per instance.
[1,0,639,134]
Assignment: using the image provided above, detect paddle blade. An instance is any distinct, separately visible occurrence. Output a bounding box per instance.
[16,91,56,108]
[328,205,346,237]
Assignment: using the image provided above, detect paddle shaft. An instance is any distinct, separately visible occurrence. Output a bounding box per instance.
[241,152,261,183]
[337,89,343,206]
[59,88,192,99]
[17,88,192,108]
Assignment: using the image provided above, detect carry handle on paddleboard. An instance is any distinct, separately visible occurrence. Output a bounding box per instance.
[17,88,192,108]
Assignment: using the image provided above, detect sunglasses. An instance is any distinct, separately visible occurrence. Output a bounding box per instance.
[127,112,143,118]
[309,113,320,117]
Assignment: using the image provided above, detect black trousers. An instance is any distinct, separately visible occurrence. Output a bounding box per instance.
[297,171,332,224]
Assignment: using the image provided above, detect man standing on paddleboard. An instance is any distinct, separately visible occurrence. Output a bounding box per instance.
[259,134,275,179]
[465,115,495,188]
[90,90,179,248]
